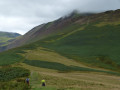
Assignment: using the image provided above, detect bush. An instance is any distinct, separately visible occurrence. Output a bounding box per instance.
[0,67,30,82]
[0,81,30,90]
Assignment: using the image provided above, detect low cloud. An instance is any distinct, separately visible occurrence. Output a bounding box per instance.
[0,0,120,34]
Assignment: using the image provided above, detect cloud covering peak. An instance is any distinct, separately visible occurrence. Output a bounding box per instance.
[0,0,120,34]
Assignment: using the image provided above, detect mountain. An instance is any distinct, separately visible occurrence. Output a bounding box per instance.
[5,9,120,50]
[0,31,21,38]
[0,31,21,51]
[2,9,120,69]
[0,9,120,89]
[5,12,93,50]
[1,9,120,69]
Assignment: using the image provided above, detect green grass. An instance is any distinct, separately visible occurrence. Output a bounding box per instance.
[0,32,20,46]
[0,67,30,81]
[0,23,120,72]
[37,24,120,71]
[0,37,14,47]
[0,81,30,90]
[0,49,24,66]
[30,72,80,90]
[1,23,119,71]
[33,87,56,90]
[0,32,20,38]
[0,67,30,89]
[23,59,120,76]
[29,71,120,90]
[23,59,98,72]
[0,37,13,42]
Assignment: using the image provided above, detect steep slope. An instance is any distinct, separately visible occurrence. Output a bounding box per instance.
[6,24,45,50]
[23,9,120,70]
[6,12,93,50]
[35,10,120,71]
[5,9,120,51]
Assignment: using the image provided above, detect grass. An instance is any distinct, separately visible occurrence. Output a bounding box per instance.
[23,59,120,76]
[0,81,30,90]
[22,47,84,67]
[23,59,98,72]
[0,10,120,90]
[15,62,120,90]
[0,37,13,42]
[0,22,120,73]
[0,67,30,81]
[30,72,57,90]
[37,24,120,71]
[0,10,120,69]
[0,37,14,46]
[0,67,30,89]
[29,71,120,90]
[0,32,20,46]
[95,21,120,27]
[0,49,24,66]
[33,87,56,90]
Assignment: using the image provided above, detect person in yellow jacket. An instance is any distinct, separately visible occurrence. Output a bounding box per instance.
[41,79,46,86]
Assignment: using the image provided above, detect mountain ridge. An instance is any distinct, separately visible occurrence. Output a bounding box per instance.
[0,31,21,38]
[3,9,120,51]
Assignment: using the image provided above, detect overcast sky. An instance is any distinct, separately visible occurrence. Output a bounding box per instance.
[0,0,120,35]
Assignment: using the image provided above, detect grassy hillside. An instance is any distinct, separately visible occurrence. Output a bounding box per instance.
[1,45,120,89]
[0,31,21,47]
[5,12,93,50]
[0,37,13,46]
[0,31,21,38]
[0,9,120,89]
[38,23,120,71]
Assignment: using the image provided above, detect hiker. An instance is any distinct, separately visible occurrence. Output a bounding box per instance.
[41,79,46,86]
[26,77,29,86]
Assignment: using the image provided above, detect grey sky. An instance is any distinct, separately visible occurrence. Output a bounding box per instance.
[0,0,120,35]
